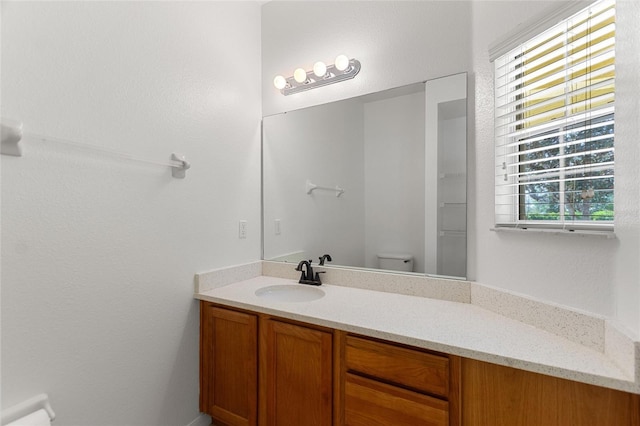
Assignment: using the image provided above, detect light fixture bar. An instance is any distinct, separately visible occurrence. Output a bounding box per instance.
[279,59,361,96]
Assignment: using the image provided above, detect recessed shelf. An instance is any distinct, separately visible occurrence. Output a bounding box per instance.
[439,230,466,237]
[438,172,466,179]
[439,202,467,208]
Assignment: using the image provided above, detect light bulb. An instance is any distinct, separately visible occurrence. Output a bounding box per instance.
[273,75,287,90]
[293,68,307,83]
[334,54,350,71]
[313,61,327,77]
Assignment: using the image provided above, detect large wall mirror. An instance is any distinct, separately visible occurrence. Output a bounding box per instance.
[263,72,468,279]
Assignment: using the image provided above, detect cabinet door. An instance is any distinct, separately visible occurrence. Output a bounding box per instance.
[200,303,258,426]
[260,319,332,426]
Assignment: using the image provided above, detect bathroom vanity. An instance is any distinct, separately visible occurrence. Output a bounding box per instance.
[196,267,640,426]
[200,302,638,426]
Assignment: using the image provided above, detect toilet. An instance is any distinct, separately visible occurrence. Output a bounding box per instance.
[377,253,414,272]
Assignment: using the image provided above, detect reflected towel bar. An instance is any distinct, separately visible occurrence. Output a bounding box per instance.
[306,179,344,197]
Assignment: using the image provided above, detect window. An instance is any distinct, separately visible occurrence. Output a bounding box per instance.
[494,0,615,231]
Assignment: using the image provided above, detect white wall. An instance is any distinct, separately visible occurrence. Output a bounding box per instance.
[363,92,425,272]
[262,0,640,336]
[611,0,640,339]
[1,2,261,425]
[263,100,365,267]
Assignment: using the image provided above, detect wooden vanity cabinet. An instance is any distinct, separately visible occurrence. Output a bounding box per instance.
[200,302,333,426]
[201,302,640,426]
[336,333,460,426]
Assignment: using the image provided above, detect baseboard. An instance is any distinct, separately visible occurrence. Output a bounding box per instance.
[185,413,210,426]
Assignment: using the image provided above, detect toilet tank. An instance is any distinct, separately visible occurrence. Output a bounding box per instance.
[377,253,414,272]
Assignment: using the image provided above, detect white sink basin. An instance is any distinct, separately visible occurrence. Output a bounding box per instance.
[255,284,325,302]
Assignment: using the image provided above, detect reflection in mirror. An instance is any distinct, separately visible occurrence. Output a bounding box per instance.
[263,72,467,279]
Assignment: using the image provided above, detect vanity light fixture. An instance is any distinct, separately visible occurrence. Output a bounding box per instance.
[273,55,361,96]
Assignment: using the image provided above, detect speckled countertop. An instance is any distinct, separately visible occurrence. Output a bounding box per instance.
[195,275,639,395]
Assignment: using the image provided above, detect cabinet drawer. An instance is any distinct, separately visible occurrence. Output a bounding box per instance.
[345,335,449,397]
[344,373,448,426]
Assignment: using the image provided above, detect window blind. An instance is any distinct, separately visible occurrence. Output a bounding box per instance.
[494,0,615,231]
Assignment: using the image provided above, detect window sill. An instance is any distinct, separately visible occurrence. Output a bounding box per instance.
[490,227,616,239]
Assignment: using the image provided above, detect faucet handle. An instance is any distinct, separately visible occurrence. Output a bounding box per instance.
[314,271,325,284]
